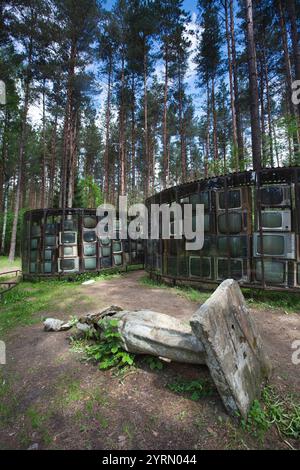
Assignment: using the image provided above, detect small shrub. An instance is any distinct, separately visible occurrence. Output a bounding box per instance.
[167,378,213,400]
[144,356,164,371]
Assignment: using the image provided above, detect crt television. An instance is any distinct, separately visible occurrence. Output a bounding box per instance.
[189,191,210,210]
[63,219,76,231]
[253,232,295,259]
[58,257,79,273]
[255,259,287,285]
[189,256,211,279]
[258,210,291,231]
[59,245,78,257]
[83,231,97,243]
[45,235,57,247]
[217,236,247,258]
[217,258,246,281]
[83,215,97,229]
[259,185,291,207]
[59,232,77,245]
[83,257,97,270]
[83,243,96,257]
[101,257,112,268]
[218,211,245,234]
[217,189,242,210]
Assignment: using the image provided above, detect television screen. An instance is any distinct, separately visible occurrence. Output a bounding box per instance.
[31,239,38,249]
[260,186,289,206]
[100,237,110,246]
[83,243,96,256]
[113,241,122,253]
[257,234,284,256]
[63,219,75,231]
[83,216,97,229]
[218,212,242,234]
[60,258,76,270]
[60,245,77,257]
[102,246,111,257]
[60,232,77,245]
[44,250,52,261]
[30,250,37,262]
[190,257,211,278]
[190,191,209,210]
[84,257,97,270]
[255,260,285,284]
[45,223,56,235]
[83,231,97,243]
[113,254,122,266]
[31,225,41,237]
[218,258,243,280]
[30,262,37,273]
[219,190,241,209]
[217,236,247,258]
[261,211,282,229]
[45,235,56,247]
[101,257,112,268]
[44,262,52,273]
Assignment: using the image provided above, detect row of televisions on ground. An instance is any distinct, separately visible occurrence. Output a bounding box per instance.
[146,254,300,288]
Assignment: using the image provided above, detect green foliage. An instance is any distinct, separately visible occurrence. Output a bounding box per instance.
[144,356,164,371]
[242,386,300,441]
[76,176,104,209]
[167,378,213,401]
[84,318,135,370]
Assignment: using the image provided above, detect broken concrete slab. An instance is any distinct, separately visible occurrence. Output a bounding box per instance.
[107,309,206,365]
[190,279,271,418]
[79,305,123,326]
[43,318,72,332]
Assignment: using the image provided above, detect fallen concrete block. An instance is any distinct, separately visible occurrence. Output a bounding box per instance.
[44,318,72,332]
[190,279,271,418]
[103,309,206,365]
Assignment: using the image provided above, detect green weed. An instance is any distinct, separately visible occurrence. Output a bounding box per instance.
[167,377,213,401]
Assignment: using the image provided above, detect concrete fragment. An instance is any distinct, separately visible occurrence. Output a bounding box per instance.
[190,279,271,418]
[43,318,72,332]
[105,309,206,365]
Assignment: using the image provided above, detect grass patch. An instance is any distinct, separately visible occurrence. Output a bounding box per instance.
[243,289,300,313]
[242,386,300,441]
[167,377,213,401]
[0,256,21,271]
[140,275,210,303]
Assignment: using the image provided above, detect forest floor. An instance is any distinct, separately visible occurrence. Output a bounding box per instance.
[0,262,300,450]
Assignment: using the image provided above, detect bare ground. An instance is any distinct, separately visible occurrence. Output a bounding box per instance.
[0,271,300,450]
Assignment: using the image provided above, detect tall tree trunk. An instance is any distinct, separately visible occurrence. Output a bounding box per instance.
[0,183,9,255]
[262,41,274,167]
[230,0,244,165]
[225,0,238,169]
[104,57,112,199]
[8,36,32,262]
[131,74,136,191]
[48,115,57,207]
[162,46,169,188]
[205,81,210,178]
[143,45,150,197]
[286,0,300,82]
[259,57,267,166]
[119,50,126,196]
[245,0,262,171]
[211,76,218,165]
[40,79,47,208]
[178,61,187,182]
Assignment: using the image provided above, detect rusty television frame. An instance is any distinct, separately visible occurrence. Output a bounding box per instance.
[145,167,300,292]
[22,208,144,279]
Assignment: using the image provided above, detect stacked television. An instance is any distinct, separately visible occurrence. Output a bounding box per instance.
[22,209,144,277]
[253,185,294,287]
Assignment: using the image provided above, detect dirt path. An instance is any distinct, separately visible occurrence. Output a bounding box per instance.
[0,271,299,450]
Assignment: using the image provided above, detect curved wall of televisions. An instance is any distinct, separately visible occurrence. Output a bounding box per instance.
[145,167,300,291]
[22,208,144,278]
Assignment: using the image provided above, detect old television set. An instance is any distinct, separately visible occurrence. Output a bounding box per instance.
[101,246,111,257]
[30,262,38,273]
[199,235,214,256]
[58,257,79,273]
[45,223,56,235]
[83,243,97,257]
[258,210,291,231]
[44,249,53,261]
[217,236,247,258]
[253,232,295,259]
[63,219,75,231]
[31,239,38,249]
[189,256,212,279]
[30,250,38,262]
[45,235,57,247]
[217,189,242,210]
[189,191,210,210]
[83,231,97,243]
[31,224,41,237]
[113,254,122,266]
[83,215,97,229]
[259,185,291,207]
[59,245,78,258]
[100,237,110,246]
[255,259,287,285]
[83,257,97,270]
[112,241,122,253]
[43,262,52,274]
[217,258,246,281]
[101,257,112,268]
[217,211,245,234]
[59,231,77,245]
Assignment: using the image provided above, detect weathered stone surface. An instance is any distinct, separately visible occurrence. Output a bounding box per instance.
[79,305,123,326]
[190,279,271,418]
[107,309,206,365]
[43,318,72,332]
